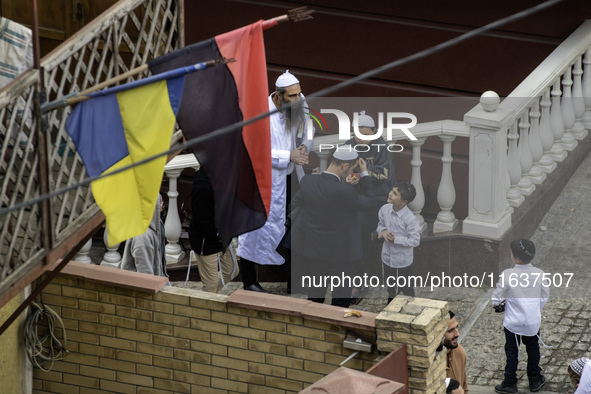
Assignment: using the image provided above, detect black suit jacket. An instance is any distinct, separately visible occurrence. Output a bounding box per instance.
[291,172,376,263]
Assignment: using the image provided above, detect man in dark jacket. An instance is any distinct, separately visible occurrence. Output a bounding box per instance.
[291,147,376,307]
[345,111,397,305]
[189,168,238,293]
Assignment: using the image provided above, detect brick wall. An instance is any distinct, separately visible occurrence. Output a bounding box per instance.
[376,295,449,394]
[32,270,379,393]
[31,263,449,393]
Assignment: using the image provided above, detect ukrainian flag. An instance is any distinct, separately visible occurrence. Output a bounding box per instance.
[66,75,184,246]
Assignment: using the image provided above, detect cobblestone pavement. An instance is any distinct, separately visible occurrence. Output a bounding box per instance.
[457,152,591,393]
[173,153,591,393]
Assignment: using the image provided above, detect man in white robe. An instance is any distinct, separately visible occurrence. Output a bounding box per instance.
[237,70,313,292]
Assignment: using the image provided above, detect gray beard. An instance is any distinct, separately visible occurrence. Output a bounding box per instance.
[280,100,305,133]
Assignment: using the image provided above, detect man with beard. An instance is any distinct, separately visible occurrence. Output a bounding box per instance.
[237,70,313,292]
[444,311,469,394]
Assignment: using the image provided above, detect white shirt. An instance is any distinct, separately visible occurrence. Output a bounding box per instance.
[238,96,293,266]
[575,361,591,394]
[376,204,421,268]
[491,263,549,336]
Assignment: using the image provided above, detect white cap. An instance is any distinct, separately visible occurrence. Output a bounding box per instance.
[353,110,375,128]
[275,70,300,88]
[332,145,358,161]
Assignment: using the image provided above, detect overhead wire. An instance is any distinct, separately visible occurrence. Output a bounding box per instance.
[0,0,565,218]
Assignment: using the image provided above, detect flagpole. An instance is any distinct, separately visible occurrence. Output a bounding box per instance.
[40,6,313,113]
[263,6,315,29]
[40,58,232,113]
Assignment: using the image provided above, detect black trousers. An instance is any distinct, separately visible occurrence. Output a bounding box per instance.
[238,257,258,288]
[503,327,541,384]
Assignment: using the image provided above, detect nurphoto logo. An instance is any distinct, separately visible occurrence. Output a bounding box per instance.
[313,109,417,153]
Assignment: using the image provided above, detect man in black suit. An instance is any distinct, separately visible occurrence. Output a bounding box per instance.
[291,146,376,307]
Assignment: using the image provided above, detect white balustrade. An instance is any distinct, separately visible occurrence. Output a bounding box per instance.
[549,79,567,161]
[538,89,557,173]
[560,67,578,151]
[582,48,591,129]
[101,230,121,268]
[527,100,547,184]
[506,121,525,207]
[463,20,591,238]
[75,238,92,263]
[408,137,427,234]
[572,57,588,140]
[163,154,200,264]
[433,135,458,233]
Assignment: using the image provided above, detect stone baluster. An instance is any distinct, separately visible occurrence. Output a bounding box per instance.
[538,88,557,173]
[75,238,93,264]
[408,137,427,233]
[560,67,578,151]
[507,121,525,207]
[101,230,121,268]
[433,135,458,233]
[164,167,185,264]
[582,47,591,129]
[572,56,588,140]
[549,79,567,162]
[162,154,200,263]
[316,150,331,173]
[527,100,547,184]
[517,113,535,196]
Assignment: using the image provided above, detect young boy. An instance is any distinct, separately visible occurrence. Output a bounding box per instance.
[377,182,421,302]
[492,239,549,393]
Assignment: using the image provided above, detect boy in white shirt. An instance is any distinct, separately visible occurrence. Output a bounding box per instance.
[492,239,549,393]
[377,182,421,303]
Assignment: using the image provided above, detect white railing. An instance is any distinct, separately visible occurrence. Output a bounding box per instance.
[463,19,591,239]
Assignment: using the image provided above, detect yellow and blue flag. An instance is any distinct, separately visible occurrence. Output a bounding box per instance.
[66,74,184,246]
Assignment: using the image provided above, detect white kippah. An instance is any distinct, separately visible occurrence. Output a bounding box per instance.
[352,110,375,128]
[571,357,589,375]
[332,145,358,161]
[275,70,299,88]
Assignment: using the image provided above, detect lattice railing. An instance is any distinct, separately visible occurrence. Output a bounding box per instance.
[42,0,182,243]
[0,71,44,295]
[0,0,182,298]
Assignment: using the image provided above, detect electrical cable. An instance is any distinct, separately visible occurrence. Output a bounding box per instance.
[0,0,565,218]
[24,301,69,371]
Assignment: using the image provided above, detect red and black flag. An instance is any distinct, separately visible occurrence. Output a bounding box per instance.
[148,21,272,248]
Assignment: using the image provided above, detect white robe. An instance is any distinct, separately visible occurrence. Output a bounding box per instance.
[237,94,313,266]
